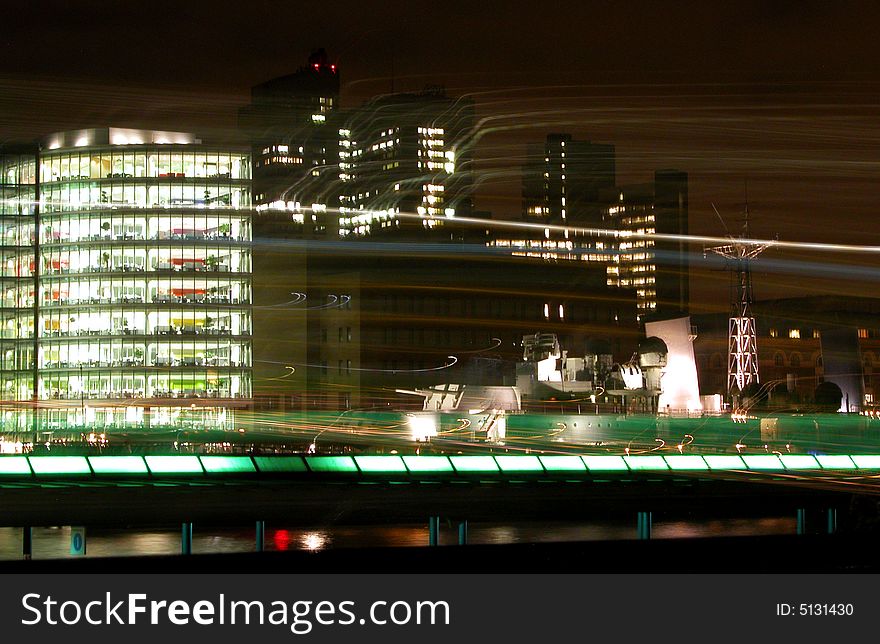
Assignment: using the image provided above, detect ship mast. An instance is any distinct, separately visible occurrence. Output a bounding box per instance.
[706,197,772,398]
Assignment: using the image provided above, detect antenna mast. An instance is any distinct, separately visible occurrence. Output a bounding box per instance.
[706,194,772,397]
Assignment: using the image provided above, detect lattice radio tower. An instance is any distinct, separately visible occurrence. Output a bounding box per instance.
[705,201,772,396]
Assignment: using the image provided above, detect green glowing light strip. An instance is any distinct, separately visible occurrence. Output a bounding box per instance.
[538,455,587,471]
[741,455,784,470]
[449,456,499,473]
[778,455,820,470]
[851,455,880,469]
[88,456,148,475]
[305,456,359,473]
[815,455,857,469]
[0,457,32,475]
[494,455,544,472]
[28,456,92,475]
[401,456,454,473]
[663,455,709,470]
[581,455,629,471]
[253,456,308,472]
[199,456,256,473]
[703,455,746,469]
[144,455,204,474]
[9,453,880,478]
[623,455,669,471]
[353,456,407,473]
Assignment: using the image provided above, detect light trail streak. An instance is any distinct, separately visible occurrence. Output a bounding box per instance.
[255,355,458,374]
[11,197,880,255]
[265,366,296,381]
[458,337,503,354]
[390,211,880,255]
[251,292,307,309]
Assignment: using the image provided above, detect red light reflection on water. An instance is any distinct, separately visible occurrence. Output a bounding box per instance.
[273,529,291,551]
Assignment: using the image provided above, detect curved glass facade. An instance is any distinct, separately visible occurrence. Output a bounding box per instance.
[0,131,252,436]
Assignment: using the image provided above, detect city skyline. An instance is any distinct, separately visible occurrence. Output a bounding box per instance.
[0,2,877,311]
[2,1,880,582]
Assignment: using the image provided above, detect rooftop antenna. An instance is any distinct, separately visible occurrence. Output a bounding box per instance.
[705,183,772,403]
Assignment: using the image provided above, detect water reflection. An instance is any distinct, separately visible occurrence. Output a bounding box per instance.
[0,517,796,560]
[299,531,329,551]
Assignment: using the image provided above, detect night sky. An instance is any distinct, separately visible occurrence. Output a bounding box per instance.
[2,0,879,308]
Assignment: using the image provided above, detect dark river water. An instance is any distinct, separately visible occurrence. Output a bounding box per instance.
[0,517,795,560]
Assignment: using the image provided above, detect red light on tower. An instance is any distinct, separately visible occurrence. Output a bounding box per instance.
[313,64,319,70]
[331,64,336,72]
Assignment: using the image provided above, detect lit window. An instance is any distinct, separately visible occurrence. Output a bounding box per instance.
[789,329,800,339]
[543,303,550,320]
[813,329,821,339]
[558,304,565,320]
[859,328,869,339]
[769,328,778,338]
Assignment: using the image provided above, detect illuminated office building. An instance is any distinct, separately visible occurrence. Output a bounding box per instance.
[498,133,688,324]
[603,182,656,319]
[603,170,689,321]
[246,86,477,409]
[0,128,252,435]
[240,48,340,237]
[338,88,475,236]
[522,134,615,226]
[0,145,38,430]
[494,132,616,263]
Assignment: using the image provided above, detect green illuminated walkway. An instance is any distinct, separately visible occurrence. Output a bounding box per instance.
[0,453,875,479]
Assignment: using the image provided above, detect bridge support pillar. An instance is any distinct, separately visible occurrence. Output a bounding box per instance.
[796,509,807,535]
[637,511,652,540]
[428,516,440,546]
[22,526,32,560]
[826,508,837,535]
[70,526,87,556]
[256,520,266,552]
[457,520,468,545]
[181,522,193,555]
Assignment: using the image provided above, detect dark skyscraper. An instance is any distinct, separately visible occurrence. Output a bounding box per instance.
[522,134,615,227]
[242,51,342,411]
[511,132,688,324]
[240,48,340,235]
[653,169,689,316]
